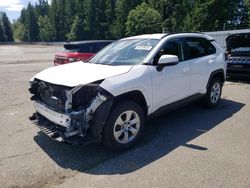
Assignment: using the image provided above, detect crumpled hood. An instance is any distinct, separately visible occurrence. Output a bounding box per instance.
[31,62,133,87]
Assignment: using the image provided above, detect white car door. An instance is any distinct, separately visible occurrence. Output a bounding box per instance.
[184,37,217,95]
[148,38,190,113]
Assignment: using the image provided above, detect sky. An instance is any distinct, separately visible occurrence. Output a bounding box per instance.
[0,0,51,22]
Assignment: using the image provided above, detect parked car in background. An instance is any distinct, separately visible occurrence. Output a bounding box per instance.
[226,33,250,79]
[54,40,113,66]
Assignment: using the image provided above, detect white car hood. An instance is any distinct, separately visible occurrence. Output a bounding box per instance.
[31,62,133,87]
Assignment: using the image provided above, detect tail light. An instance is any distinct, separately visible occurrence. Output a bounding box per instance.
[54,57,69,66]
[225,51,231,61]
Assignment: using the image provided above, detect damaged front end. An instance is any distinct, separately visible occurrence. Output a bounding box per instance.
[29,79,113,144]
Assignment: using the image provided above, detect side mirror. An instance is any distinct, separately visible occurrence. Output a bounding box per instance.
[156,55,179,71]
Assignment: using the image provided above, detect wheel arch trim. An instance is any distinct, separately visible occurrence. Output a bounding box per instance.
[206,69,225,90]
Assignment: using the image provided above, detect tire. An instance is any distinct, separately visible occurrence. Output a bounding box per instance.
[102,100,146,151]
[204,78,222,107]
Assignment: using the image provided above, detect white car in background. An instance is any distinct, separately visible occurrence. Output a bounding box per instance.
[29,33,226,151]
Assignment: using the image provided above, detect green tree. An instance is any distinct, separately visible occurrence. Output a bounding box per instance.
[244,0,250,24]
[85,0,96,39]
[38,15,56,41]
[25,3,39,41]
[246,0,250,12]
[105,0,115,39]
[35,0,49,18]
[125,3,162,36]
[112,0,143,38]
[65,0,77,36]
[49,0,58,40]
[12,21,27,41]
[1,12,14,41]
[183,0,248,31]
[56,0,67,41]
[0,22,5,42]
[19,8,26,24]
[95,0,107,39]
[66,16,84,41]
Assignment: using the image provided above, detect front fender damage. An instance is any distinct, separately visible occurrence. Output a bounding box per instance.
[30,80,114,144]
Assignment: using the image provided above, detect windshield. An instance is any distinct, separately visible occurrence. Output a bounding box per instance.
[90,39,159,65]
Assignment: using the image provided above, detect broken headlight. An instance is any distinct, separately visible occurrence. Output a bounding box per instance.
[72,80,104,110]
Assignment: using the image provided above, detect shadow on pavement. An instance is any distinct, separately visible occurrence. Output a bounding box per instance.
[34,98,244,174]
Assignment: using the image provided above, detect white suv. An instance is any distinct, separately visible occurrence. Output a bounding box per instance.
[29,33,226,150]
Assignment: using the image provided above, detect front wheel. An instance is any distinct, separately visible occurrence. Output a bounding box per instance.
[204,78,222,107]
[102,100,145,151]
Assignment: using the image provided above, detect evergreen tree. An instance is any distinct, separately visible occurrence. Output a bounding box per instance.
[49,0,60,41]
[126,3,162,36]
[19,8,26,24]
[95,0,107,39]
[11,0,250,41]
[65,0,77,36]
[105,0,115,39]
[25,3,39,41]
[0,21,5,42]
[13,21,27,41]
[56,0,67,41]
[85,0,96,39]
[112,0,143,38]
[1,12,14,41]
[38,15,56,41]
[244,0,250,25]
[35,0,49,19]
[67,16,84,41]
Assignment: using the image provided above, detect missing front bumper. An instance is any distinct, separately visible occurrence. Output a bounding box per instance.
[34,101,71,128]
[30,113,95,145]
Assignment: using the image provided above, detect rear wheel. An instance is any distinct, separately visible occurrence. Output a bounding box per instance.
[102,100,145,151]
[204,78,222,107]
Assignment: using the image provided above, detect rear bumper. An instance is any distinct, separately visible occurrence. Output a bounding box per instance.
[227,64,250,78]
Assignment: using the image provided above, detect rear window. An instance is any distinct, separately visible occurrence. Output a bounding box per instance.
[226,33,250,50]
[63,42,112,53]
[63,44,80,52]
[80,42,111,53]
[185,37,216,60]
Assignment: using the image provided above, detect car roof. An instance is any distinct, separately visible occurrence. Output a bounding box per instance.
[122,34,167,40]
[121,32,214,41]
[63,40,113,45]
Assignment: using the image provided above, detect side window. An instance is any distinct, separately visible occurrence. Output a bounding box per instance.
[185,37,216,60]
[153,39,184,65]
[207,41,216,55]
[186,38,206,59]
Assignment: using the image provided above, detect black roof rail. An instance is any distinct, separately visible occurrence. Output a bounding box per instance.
[164,31,204,35]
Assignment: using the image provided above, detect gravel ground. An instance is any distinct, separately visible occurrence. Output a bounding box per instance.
[0,45,249,188]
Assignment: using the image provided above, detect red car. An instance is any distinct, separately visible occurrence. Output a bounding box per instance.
[54,40,113,66]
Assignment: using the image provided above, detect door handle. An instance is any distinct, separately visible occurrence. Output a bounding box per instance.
[182,67,190,73]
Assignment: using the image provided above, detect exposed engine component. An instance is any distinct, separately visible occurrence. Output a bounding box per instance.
[29,79,111,141]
